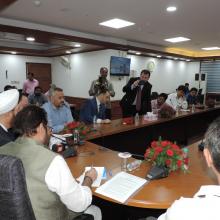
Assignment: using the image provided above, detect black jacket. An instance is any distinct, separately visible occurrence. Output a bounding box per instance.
[120,77,152,113]
[0,126,16,146]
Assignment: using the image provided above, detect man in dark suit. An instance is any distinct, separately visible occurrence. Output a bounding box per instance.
[0,89,19,146]
[120,69,152,117]
[80,87,111,124]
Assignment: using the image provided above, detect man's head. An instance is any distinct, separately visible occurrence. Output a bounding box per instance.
[34,86,43,96]
[0,89,19,128]
[100,67,108,78]
[4,85,16,91]
[97,86,110,104]
[189,88,198,97]
[27,72,34,81]
[176,85,185,98]
[14,105,51,145]
[185,83,189,88]
[204,117,220,183]
[140,69,151,82]
[157,93,168,106]
[51,87,65,108]
[14,92,28,114]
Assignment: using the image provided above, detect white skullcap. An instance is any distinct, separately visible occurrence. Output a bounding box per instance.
[0,89,19,115]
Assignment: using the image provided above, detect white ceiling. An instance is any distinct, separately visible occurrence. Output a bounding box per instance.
[1,0,220,55]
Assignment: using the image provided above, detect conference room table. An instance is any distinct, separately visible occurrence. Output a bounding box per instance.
[66,140,217,219]
[87,106,220,155]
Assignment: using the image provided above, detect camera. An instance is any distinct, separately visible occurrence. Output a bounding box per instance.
[138,80,145,86]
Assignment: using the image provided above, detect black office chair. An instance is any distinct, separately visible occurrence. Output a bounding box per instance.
[0,154,36,220]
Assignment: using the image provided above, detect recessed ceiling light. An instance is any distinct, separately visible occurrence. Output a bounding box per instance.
[166,6,177,12]
[66,50,71,54]
[74,44,81,47]
[99,18,135,29]
[136,52,141,55]
[26,37,35,42]
[186,59,191,62]
[165,37,190,43]
[11,51,16,54]
[174,58,178,60]
[202,47,220,51]
[157,55,162,58]
[33,0,41,6]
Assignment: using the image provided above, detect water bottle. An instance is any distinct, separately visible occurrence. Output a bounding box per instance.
[93,115,97,124]
[73,129,80,145]
[192,104,195,113]
[127,160,142,171]
[134,113,139,125]
[182,147,189,170]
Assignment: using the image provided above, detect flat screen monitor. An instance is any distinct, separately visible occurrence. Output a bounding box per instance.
[110,56,131,76]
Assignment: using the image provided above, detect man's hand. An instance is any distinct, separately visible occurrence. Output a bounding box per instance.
[132,80,140,88]
[82,168,98,187]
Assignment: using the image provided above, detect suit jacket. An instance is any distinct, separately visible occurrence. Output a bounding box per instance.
[80,97,106,124]
[0,126,15,146]
[120,77,152,113]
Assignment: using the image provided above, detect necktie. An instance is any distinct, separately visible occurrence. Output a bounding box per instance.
[136,87,142,111]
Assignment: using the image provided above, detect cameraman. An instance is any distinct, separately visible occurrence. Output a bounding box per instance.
[120,69,152,117]
[89,67,115,119]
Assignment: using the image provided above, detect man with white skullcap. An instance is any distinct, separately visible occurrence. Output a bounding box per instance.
[0,89,19,146]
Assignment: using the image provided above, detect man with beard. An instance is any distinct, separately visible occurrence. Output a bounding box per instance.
[28,86,47,106]
[0,105,101,220]
[42,87,73,133]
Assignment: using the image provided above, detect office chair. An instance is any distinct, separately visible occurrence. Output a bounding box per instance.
[0,154,36,220]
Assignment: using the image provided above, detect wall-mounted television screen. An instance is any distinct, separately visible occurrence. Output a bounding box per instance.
[110,56,131,76]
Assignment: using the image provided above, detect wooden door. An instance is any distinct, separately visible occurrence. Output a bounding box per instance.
[26,63,52,92]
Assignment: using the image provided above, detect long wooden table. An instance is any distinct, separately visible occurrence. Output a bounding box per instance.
[88,106,220,155]
[66,141,217,209]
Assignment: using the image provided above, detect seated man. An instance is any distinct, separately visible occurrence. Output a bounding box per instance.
[158,117,220,220]
[42,87,73,133]
[0,105,101,220]
[151,93,168,113]
[0,89,19,146]
[166,85,186,110]
[187,87,198,106]
[80,87,110,124]
[28,86,48,106]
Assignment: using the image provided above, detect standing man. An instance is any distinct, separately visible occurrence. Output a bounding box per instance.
[42,87,73,133]
[0,105,101,220]
[0,89,19,146]
[22,72,39,95]
[89,67,115,119]
[120,69,152,117]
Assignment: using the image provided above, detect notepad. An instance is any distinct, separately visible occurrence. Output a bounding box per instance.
[77,167,106,187]
[95,171,147,203]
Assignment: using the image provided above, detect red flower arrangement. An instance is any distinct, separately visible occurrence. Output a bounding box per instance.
[63,121,96,140]
[144,138,189,172]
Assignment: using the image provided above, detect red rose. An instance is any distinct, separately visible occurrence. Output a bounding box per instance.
[155,147,163,153]
[177,160,182,167]
[81,130,87,135]
[161,141,170,147]
[184,157,189,165]
[151,141,158,148]
[166,149,174,156]
[171,144,180,150]
[165,159,171,166]
[144,149,150,158]
[67,122,78,129]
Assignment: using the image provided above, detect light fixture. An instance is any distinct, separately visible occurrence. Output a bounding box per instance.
[74,44,81,47]
[202,47,220,51]
[11,51,16,55]
[33,0,41,6]
[65,50,71,54]
[156,55,162,58]
[166,6,177,12]
[26,37,35,42]
[136,52,141,55]
[174,58,178,60]
[165,37,190,43]
[186,59,191,62]
[99,18,135,29]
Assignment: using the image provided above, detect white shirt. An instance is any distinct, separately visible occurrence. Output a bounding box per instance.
[45,155,92,212]
[0,123,8,132]
[158,185,220,220]
[166,93,185,110]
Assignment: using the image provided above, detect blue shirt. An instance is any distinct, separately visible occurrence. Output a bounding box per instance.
[42,101,73,133]
[187,94,198,105]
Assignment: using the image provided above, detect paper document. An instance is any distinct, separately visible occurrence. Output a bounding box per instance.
[77,167,106,187]
[95,171,147,203]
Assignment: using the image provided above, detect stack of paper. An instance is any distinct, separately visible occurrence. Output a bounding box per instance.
[77,167,106,187]
[95,172,147,203]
